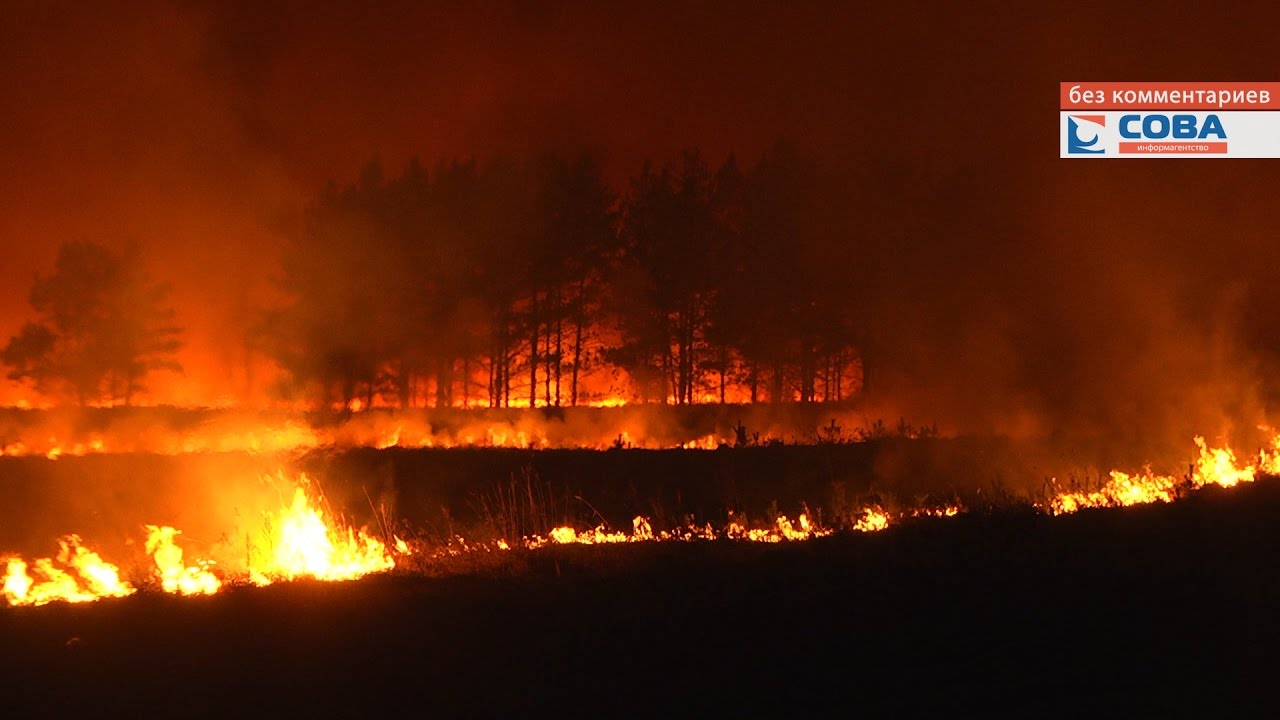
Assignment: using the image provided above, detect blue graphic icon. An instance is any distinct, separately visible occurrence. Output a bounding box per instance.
[1067,115,1105,154]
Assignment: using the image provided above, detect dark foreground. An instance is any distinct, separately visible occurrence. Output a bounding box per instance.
[3,482,1279,716]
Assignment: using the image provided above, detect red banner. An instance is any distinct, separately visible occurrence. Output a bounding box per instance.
[1061,83,1280,110]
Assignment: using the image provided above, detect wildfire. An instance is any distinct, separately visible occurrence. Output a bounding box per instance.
[854,507,891,532]
[244,480,396,585]
[910,506,961,519]
[681,434,726,450]
[9,431,1280,608]
[0,411,748,457]
[725,513,835,542]
[3,537,135,607]
[0,494,925,607]
[145,526,221,596]
[2,475,397,607]
[520,510,857,549]
[1049,434,1280,514]
[1,425,323,458]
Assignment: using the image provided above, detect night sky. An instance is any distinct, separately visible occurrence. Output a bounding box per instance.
[3,0,1280,449]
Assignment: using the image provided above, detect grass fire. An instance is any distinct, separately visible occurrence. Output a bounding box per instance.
[3,429,1276,609]
[5,1,1280,715]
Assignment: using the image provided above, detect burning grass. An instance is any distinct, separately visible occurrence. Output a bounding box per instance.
[0,405,945,459]
[2,475,402,606]
[0,475,888,606]
[4,430,1280,608]
[1047,434,1280,514]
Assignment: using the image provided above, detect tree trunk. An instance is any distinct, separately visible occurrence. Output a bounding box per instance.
[800,340,815,403]
[554,285,562,407]
[571,276,585,406]
[529,290,539,408]
[771,361,784,404]
[488,331,497,408]
[544,302,552,406]
[718,346,726,404]
[462,356,470,407]
[829,351,839,399]
[662,337,674,405]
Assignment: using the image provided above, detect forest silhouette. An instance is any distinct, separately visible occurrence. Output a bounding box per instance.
[253,144,863,410]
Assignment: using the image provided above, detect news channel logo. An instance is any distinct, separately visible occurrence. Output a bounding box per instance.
[1067,115,1106,154]
[1065,113,1228,155]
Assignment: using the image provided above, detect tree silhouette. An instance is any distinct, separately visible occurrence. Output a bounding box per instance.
[611,151,719,404]
[2,241,182,406]
[530,153,616,406]
[264,159,411,408]
[263,146,860,410]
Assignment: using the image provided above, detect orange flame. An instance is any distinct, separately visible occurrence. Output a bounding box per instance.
[16,431,1280,607]
[144,526,221,596]
[1050,434,1280,514]
[3,537,135,606]
[244,480,395,585]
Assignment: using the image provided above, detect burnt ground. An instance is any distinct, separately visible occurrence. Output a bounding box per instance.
[2,478,1279,716]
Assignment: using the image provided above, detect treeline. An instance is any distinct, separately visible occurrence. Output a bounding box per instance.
[257,145,863,408]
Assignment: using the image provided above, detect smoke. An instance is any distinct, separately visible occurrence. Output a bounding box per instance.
[0,1,300,404]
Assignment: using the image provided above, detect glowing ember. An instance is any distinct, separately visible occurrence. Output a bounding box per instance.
[910,506,961,519]
[3,537,135,606]
[549,525,629,544]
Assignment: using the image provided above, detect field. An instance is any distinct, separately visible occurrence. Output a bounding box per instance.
[2,440,1278,714]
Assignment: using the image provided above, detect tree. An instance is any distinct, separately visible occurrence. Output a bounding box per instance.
[529,153,617,406]
[2,241,182,406]
[264,158,414,409]
[611,151,719,404]
[264,146,863,410]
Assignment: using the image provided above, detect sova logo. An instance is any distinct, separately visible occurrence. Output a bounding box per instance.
[1067,115,1106,154]
[1118,114,1227,140]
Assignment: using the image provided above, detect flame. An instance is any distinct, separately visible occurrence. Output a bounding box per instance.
[2,502,901,606]
[0,409,753,457]
[854,507,891,532]
[15,431,1280,607]
[632,515,654,541]
[144,526,221,596]
[244,480,395,585]
[2,475,399,606]
[910,506,961,519]
[548,525,629,544]
[681,434,726,450]
[3,537,135,607]
[525,511,844,548]
[585,397,628,408]
[1049,434,1280,514]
